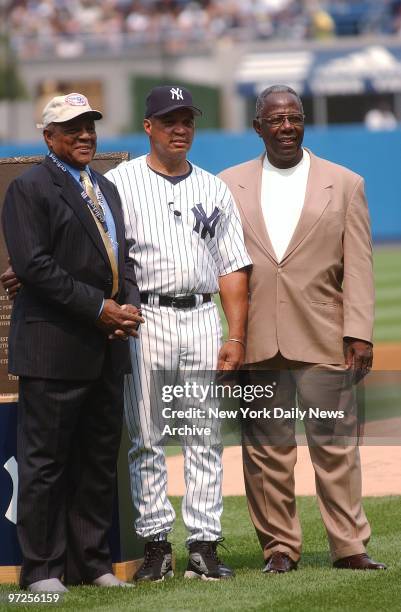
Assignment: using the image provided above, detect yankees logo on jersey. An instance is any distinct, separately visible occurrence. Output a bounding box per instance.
[192,204,221,239]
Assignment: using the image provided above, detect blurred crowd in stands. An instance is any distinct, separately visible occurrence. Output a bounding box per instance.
[4,0,401,58]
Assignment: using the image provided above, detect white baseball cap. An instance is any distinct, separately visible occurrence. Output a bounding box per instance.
[38,92,102,128]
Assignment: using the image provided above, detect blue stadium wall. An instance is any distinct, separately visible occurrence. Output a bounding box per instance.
[1,125,400,242]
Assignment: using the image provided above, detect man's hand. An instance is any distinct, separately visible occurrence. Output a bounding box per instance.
[344,337,373,383]
[108,304,145,340]
[217,339,245,371]
[0,264,21,300]
[218,269,248,370]
[97,300,144,338]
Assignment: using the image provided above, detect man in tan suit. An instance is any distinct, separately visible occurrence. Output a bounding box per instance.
[219,85,386,573]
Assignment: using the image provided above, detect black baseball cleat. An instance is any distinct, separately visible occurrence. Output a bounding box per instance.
[134,541,174,582]
[184,540,234,581]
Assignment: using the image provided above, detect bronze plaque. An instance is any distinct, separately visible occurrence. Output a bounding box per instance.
[0,152,130,402]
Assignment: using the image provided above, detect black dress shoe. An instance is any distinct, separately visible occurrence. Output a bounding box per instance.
[263,552,298,574]
[333,553,387,570]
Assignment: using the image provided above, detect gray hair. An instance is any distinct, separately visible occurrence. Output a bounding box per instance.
[255,85,303,118]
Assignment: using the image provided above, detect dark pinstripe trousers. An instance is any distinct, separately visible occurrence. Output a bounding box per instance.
[16,354,124,587]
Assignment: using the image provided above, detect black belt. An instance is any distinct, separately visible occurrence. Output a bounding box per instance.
[140,292,211,309]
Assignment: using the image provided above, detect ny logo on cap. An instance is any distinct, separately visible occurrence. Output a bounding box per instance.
[170,87,184,101]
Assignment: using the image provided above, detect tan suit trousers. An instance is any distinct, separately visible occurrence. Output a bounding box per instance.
[242,354,371,562]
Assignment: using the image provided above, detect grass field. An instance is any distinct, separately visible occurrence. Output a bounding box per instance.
[373,246,401,343]
[1,496,400,611]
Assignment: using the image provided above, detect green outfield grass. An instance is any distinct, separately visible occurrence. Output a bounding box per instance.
[1,496,399,611]
[373,246,401,343]
[215,245,401,344]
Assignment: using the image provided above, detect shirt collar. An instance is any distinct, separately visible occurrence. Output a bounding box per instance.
[263,147,308,174]
[48,151,91,182]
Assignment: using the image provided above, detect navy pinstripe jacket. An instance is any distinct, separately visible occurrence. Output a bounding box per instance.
[2,156,140,379]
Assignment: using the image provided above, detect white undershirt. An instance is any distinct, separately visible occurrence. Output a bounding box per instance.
[261,149,310,262]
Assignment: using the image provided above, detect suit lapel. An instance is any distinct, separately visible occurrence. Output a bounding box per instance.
[235,154,278,263]
[43,157,110,269]
[281,150,332,262]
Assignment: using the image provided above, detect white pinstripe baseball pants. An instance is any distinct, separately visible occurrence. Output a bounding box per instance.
[124,301,224,544]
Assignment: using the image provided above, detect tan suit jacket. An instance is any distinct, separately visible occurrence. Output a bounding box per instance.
[219,150,374,365]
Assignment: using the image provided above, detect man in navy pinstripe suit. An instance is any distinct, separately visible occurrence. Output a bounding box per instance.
[1,93,143,592]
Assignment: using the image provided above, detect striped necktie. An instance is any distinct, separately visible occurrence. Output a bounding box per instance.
[80,170,102,212]
[79,170,119,298]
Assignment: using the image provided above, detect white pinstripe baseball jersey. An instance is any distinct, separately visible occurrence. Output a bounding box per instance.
[105,154,251,545]
[106,155,252,293]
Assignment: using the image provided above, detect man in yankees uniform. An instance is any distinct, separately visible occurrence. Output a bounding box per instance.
[106,86,251,581]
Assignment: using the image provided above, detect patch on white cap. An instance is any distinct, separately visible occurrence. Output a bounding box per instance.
[37,91,103,128]
[65,93,88,106]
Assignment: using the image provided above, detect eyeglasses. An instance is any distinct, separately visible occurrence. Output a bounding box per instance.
[257,114,305,127]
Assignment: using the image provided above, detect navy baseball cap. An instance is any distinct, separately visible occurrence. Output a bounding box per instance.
[145,85,202,118]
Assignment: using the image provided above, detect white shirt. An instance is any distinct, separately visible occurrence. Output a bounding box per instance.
[261,149,310,262]
[106,155,251,295]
